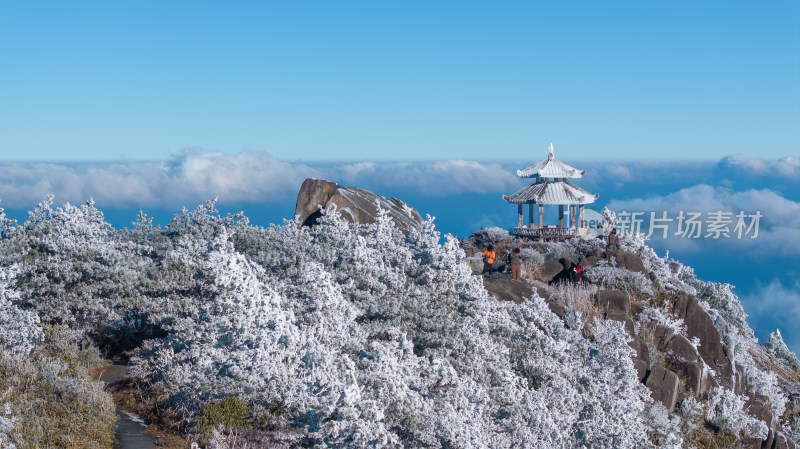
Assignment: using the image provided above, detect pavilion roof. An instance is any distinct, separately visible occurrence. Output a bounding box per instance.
[502,180,598,205]
[517,144,585,179]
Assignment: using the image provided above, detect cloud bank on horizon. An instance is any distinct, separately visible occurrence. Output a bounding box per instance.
[1,149,797,210]
[0,150,526,210]
[2,149,797,258]
[1,150,799,353]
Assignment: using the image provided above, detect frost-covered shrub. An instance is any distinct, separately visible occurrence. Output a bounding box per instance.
[784,414,800,447]
[612,231,696,295]
[129,207,664,448]
[482,226,512,242]
[643,402,683,448]
[11,197,144,330]
[519,247,545,265]
[0,328,116,448]
[0,266,42,359]
[565,235,607,256]
[602,207,618,234]
[544,242,579,261]
[728,335,788,418]
[705,387,769,439]
[695,282,752,341]
[583,263,653,296]
[763,329,800,374]
[636,304,686,335]
[549,283,599,324]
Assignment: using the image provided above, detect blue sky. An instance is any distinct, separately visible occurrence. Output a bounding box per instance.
[0,2,799,351]
[1,1,798,161]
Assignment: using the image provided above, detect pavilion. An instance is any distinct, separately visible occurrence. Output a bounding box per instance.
[502,144,598,239]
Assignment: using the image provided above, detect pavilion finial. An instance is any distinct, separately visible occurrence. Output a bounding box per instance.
[548,143,554,160]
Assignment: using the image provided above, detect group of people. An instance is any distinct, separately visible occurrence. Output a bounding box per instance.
[480,227,620,284]
[481,245,522,280]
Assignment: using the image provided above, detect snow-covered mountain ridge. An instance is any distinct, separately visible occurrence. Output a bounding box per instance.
[0,191,798,448]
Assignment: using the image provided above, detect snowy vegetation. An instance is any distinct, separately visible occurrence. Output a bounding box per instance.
[0,198,798,447]
[583,261,654,296]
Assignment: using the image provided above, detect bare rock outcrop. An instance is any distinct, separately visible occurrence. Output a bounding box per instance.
[613,250,648,275]
[645,365,680,413]
[539,259,564,282]
[294,178,423,234]
[672,294,735,388]
[597,290,630,314]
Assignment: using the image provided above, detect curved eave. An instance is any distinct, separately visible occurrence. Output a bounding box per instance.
[516,159,586,179]
[503,181,599,205]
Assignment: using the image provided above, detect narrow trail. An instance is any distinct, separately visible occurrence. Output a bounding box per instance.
[99,361,156,449]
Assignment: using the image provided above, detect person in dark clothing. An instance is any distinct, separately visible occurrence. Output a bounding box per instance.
[569,262,583,286]
[482,245,496,278]
[606,228,620,253]
[509,247,522,281]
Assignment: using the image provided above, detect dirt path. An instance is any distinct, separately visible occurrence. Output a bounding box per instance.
[99,361,156,449]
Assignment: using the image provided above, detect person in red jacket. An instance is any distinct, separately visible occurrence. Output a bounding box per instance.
[481,245,496,279]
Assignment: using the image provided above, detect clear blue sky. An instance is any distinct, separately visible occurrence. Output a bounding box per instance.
[0,1,798,162]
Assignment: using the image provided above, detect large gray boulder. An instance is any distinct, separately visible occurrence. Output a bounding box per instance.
[614,251,648,275]
[652,324,676,350]
[597,290,630,314]
[294,178,423,234]
[672,294,734,388]
[645,365,680,413]
[665,334,700,364]
[630,338,650,382]
[482,278,533,305]
[539,259,564,283]
[662,334,717,397]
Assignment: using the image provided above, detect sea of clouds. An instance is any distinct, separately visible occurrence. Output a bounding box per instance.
[1,151,798,352]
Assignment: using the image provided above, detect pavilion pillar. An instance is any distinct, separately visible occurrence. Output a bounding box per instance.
[538,204,544,228]
[528,203,534,228]
[558,205,564,228]
[517,204,523,228]
[579,205,585,228]
[570,205,576,228]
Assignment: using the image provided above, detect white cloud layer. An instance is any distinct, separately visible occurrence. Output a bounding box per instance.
[606,185,800,255]
[717,154,800,180]
[334,159,523,197]
[0,151,319,209]
[0,151,526,210]
[739,278,800,354]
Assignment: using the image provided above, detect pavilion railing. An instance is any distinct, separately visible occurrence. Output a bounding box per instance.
[513,226,578,238]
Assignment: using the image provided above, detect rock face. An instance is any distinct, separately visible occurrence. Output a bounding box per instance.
[597,290,630,314]
[482,278,533,304]
[630,338,650,382]
[539,259,564,283]
[672,294,735,388]
[294,178,423,234]
[645,365,680,413]
[613,251,648,275]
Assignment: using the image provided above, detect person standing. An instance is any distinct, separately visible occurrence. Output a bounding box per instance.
[509,247,522,281]
[606,228,620,253]
[482,245,496,279]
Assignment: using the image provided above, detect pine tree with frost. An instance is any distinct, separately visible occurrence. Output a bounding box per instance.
[763,329,800,373]
[12,197,142,329]
[705,387,769,439]
[129,206,668,447]
[0,265,42,360]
